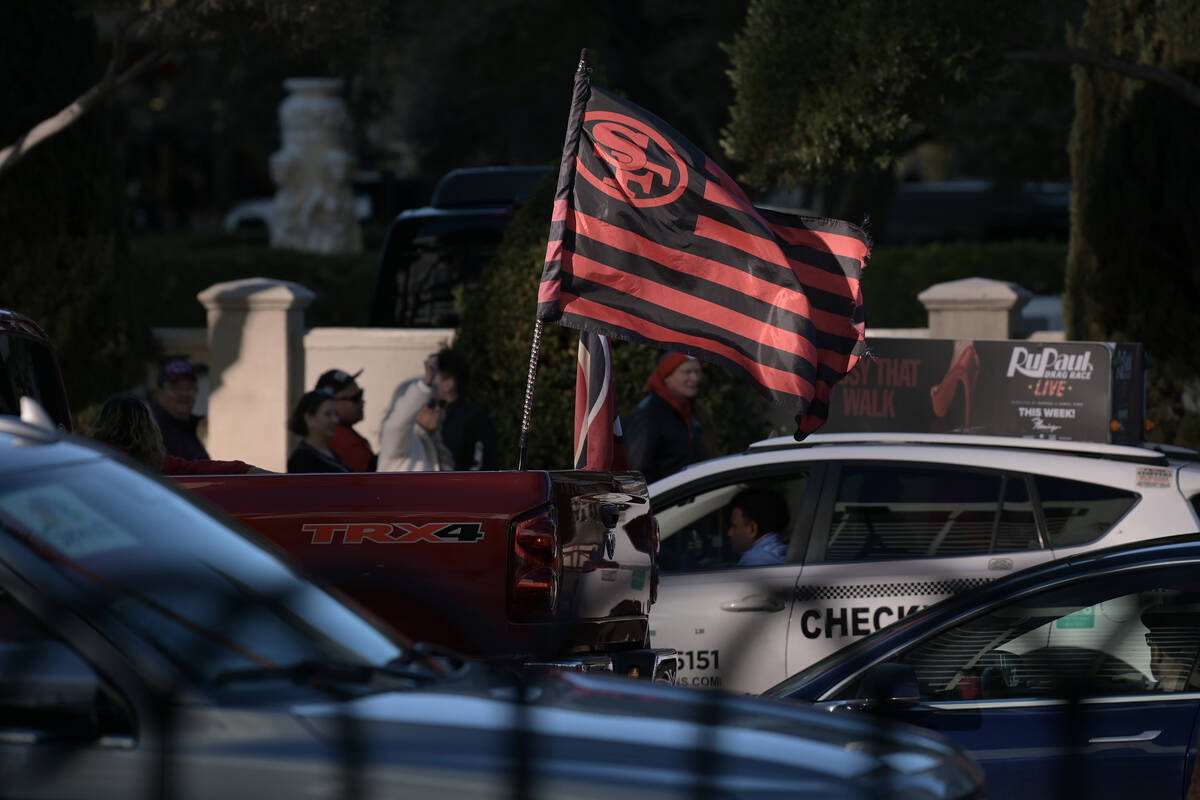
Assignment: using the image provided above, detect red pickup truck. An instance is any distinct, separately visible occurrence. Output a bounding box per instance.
[1,308,675,680]
[177,469,670,677]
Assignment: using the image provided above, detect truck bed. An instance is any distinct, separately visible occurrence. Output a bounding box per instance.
[176,469,657,665]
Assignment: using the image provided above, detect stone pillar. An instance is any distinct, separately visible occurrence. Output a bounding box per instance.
[918,277,1031,340]
[198,278,315,472]
[268,77,363,254]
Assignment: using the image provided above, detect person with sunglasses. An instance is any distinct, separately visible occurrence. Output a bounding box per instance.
[377,354,453,472]
[315,368,377,471]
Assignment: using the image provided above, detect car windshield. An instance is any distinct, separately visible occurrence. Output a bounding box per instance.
[0,453,405,686]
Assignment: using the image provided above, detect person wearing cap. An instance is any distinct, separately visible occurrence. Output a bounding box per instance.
[151,358,210,461]
[315,368,377,472]
[624,352,706,484]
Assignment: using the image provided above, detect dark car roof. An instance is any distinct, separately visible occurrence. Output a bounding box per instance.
[429,165,552,209]
[0,308,53,340]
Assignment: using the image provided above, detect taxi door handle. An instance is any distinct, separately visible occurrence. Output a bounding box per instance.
[720,595,786,613]
[1088,730,1161,743]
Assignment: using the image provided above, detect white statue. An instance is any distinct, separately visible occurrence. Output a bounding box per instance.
[269,78,363,254]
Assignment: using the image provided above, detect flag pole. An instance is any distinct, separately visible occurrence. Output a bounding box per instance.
[517,48,591,470]
[516,319,544,469]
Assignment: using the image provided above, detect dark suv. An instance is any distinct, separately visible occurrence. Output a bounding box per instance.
[369,165,552,327]
[0,309,71,429]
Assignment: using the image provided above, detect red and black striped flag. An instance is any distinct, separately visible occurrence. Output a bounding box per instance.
[573,330,627,470]
[538,54,870,439]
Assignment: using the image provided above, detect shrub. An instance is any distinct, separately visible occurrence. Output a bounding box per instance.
[127,231,382,328]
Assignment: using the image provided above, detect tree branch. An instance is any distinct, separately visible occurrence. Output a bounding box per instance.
[0,47,164,179]
[1008,47,1200,109]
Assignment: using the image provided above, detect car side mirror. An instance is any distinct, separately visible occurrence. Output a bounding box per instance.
[856,662,921,707]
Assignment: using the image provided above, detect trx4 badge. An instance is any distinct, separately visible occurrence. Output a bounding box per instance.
[303,522,484,544]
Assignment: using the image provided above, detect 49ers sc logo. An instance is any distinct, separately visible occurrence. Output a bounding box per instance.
[579,110,687,208]
[303,522,484,545]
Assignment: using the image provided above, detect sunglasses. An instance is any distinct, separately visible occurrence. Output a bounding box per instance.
[337,390,364,403]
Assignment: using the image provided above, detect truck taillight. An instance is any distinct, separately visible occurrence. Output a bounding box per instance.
[650,516,660,606]
[510,509,560,620]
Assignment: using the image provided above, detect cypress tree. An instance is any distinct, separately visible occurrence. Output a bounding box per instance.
[1065,0,1200,447]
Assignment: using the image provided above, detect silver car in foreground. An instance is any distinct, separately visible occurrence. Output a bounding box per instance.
[0,410,982,799]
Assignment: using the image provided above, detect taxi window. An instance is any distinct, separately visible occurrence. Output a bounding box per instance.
[1034,476,1138,548]
[824,465,1018,561]
[656,474,809,572]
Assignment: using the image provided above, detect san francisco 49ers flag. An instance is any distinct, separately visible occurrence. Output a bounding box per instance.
[573,330,627,470]
[538,51,870,439]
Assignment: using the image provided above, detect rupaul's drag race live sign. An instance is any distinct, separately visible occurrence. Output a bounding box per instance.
[823,338,1145,444]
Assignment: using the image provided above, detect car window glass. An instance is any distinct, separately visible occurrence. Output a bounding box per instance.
[994,477,1040,552]
[824,466,1004,561]
[0,458,404,684]
[656,474,807,572]
[876,566,1200,701]
[0,590,133,741]
[1035,476,1138,548]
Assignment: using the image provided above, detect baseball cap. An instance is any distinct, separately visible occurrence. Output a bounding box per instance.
[316,368,363,395]
[158,358,197,385]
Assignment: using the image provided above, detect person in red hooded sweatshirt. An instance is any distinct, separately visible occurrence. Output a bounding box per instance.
[624,352,706,484]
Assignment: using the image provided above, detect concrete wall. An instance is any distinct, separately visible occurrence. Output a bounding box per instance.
[156,276,1063,469]
[303,326,455,453]
[153,278,452,472]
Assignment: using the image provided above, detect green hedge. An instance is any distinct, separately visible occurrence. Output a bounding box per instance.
[864,239,1067,329]
[126,230,384,328]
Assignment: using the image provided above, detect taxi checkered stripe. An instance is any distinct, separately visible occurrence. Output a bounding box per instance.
[793,578,992,602]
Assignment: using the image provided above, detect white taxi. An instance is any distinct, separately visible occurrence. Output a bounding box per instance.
[647,432,1200,694]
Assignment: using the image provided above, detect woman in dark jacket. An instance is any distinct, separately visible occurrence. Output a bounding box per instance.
[624,352,706,484]
[287,389,351,473]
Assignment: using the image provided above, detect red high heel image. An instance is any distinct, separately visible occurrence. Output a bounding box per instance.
[930,341,980,430]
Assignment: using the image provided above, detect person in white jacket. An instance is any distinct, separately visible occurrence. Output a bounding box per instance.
[377,355,454,472]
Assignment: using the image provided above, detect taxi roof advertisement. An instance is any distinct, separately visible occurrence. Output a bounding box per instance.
[824,338,1145,444]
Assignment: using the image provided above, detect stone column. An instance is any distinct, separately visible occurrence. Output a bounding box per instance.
[268,77,363,254]
[198,278,315,472]
[918,277,1031,340]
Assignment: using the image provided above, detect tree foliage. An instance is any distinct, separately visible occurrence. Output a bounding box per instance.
[1065,0,1200,447]
[722,0,1018,188]
[386,0,748,181]
[0,0,151,415]
[1,0,388,177]
[722,0,1200,448]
